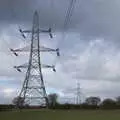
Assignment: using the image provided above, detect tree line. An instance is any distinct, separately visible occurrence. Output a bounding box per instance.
[1,94,120,111]
[47,94,120,109]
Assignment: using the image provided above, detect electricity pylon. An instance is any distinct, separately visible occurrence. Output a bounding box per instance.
[11,11,60,107]
[76,81,81,105]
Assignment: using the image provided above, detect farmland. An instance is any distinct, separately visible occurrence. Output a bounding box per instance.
[0,109,120,120]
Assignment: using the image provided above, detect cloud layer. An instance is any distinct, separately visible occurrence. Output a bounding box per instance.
[0,0,120,103]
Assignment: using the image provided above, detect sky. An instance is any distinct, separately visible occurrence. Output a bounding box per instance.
[0,0,120,104]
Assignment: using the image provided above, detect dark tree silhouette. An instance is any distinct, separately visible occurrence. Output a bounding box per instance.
[101,98,116,109]
[116,96,120,105]
[12,96,24,108]
[85,97,101,106]
[48,93,58,108]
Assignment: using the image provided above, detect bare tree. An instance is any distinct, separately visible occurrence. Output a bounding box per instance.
[48,93,58,108]
[85,97,101,106]
[116,96,120,105]
[101,98,116,109]
[12,96,24,108]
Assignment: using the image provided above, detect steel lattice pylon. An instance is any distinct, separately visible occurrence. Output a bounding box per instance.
[76,81,81,105]
[19,11,48,106]
[11,11,60,107]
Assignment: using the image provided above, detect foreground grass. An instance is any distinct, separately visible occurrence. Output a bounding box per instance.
[0,109,120,120]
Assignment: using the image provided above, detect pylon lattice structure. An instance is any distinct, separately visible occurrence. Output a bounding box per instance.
[11,11,60,107]
[76,81,81,105]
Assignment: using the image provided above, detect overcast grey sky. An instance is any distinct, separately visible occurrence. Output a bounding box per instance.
[0,0,120,104]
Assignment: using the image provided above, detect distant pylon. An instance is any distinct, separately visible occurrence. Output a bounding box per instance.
[76,80,81,105]
[11,11,60,107]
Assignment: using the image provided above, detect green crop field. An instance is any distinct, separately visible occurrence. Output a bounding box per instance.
[0,109,120,120]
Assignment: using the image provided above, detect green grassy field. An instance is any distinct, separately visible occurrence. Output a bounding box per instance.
[0,110,120,120]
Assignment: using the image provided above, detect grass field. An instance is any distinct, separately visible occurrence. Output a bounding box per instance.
[0,109,120,120]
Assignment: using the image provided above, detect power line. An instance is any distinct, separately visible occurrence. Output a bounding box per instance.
[64,0,77,30]
[54,0,77,66]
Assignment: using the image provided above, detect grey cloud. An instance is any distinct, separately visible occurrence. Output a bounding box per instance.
[0,0,119,41]
[59,39,120,82]
[1,0,120,103]
[0,0,69,29]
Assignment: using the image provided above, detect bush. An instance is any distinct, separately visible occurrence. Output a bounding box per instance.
[100,99,117,109]
[0,104,15,112]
